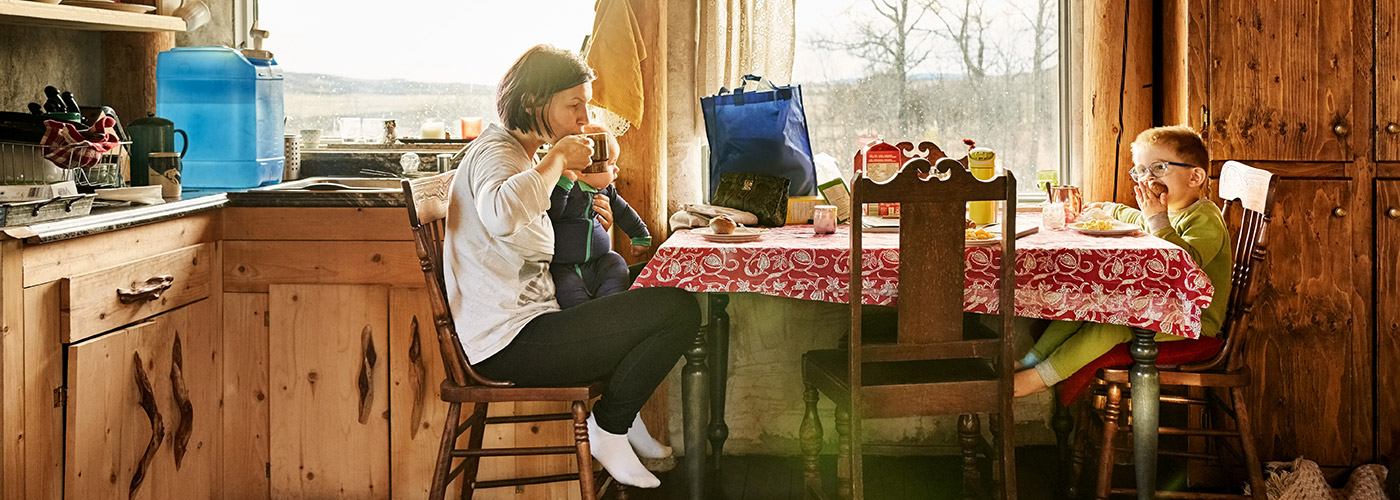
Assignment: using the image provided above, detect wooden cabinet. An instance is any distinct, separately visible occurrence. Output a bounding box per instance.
[1376,180,1400,463]
[1377,2,1400,161]
[65,299,222,500]
[268,284,390,499]
[1235,179,1369,466]
[1207,0,1356,162]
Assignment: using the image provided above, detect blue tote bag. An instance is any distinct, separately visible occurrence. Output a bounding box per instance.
[701,75,817,198]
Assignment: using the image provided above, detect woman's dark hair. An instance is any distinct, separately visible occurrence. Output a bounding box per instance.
[496,45,595,138]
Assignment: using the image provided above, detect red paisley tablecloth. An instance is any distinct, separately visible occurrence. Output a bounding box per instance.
[632,217,1215,339]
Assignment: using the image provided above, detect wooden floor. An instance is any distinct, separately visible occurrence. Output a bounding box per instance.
[631,446,1064,500]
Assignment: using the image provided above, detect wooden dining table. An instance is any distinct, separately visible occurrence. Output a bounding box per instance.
[632,215,1215,500]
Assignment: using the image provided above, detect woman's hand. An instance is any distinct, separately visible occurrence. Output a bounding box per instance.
[593,193,614,231]
[1133,180,1168,217]
[577,164,620,190]
[545,135,594,172]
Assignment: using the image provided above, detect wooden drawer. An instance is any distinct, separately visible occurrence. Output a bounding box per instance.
[59,243,213,343]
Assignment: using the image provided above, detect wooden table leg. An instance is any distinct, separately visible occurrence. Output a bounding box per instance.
[1128,327,1160,500]
[682,309,709,500]
[707,293,731,481]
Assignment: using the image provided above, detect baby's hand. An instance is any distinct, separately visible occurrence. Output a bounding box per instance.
[631,244,649,256]
[561,170,579,182]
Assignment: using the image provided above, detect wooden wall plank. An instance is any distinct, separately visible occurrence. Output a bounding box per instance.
[268,285,389,499]
[1376,181,1400,463]
[223,293,270,500]
[223,241,420,293]
[1,239,24,500]
[1082,0,1154,205]
[222,208,412,242]
[613,0,668,264]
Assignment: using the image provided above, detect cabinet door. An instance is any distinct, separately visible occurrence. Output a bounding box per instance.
[269,284,389,499]
[1376,180,1400,462]
[1208,1,1354,161]
[1378,4,1400,160]
[65,299,222,500]
[1238,179,1365,466]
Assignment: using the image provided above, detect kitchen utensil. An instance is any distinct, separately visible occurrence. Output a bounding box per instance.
[435,153,452,173]
[1041,201,1066,230]
[299,129,322,148]
[283,134,301,181]
[1069,220,1139,236]
[813,205,837,234]
[173,0,210,30]
[60,92,81,116]
[693,227,765,243]
[582,132,609,173]
[338,117,362,142]
[43,86,63,113]
[154,0,180,16]
[126,112,188,186]
[147,152,181,198]
[27,103,43,116]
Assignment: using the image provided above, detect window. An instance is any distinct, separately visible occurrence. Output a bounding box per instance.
[794,0,1063,201]
[258,1,595,142]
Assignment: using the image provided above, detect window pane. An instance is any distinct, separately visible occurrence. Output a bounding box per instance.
[795,0,1060,197]
[260,1,594,141]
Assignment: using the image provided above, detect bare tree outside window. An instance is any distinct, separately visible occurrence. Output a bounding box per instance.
[796,0,1059,197]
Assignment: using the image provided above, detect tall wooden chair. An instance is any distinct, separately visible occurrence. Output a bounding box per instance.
[402,171,620,500]
[1072,161,1278,500]
[800,157,1019,500]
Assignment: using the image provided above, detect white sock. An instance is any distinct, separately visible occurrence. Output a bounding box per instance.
[588,415,660,488]
[626,413,673,459]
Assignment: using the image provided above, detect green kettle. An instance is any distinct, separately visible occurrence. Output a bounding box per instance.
[127,113,188,186]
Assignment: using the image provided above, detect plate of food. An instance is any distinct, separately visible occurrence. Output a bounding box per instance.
[694,215,766,243]
[965,227,1001,246]
[1070,219,1140,236]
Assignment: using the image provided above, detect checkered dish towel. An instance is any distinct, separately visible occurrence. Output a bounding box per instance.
[1250,457,1388,500]
[41,116,119,169]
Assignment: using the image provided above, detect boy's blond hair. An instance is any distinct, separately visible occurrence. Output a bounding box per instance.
[1131,125,1211,197]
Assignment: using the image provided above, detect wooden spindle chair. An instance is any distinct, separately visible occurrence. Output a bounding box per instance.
[1070,160,1278,500]
[402,171,623,500]
[799,157,1019,500]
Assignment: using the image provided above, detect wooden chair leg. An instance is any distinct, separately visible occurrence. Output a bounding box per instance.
[1230,387,1265,500]
[573,401,598,500]
[835,405,853,500]
[429,402,463,500]
[800,383,824,498]
[959,414,983,500]
[1068,402,1092,499]
[460,402,488,500]
[1095,384,1124,500]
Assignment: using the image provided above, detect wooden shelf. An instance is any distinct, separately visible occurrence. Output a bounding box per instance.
[0,1,185,32]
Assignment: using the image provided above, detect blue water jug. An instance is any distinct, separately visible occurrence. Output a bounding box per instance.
[157,46,284,188]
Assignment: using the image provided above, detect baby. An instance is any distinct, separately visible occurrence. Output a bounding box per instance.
[547,129,651,309]
[1014,125,1233,397]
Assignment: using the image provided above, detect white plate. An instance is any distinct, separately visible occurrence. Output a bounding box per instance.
[61,0,157,12]
[965,236,1001,247]
[693,227,765,243]
[1070,220,1140,236]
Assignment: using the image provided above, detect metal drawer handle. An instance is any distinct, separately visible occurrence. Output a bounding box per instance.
[1333,207,1347,218]
[117,275,175,304]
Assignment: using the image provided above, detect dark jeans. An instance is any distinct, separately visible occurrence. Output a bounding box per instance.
[474,286,701,434]
[550,251,632,309]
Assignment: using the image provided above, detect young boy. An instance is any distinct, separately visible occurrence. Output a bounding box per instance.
[548,131,652,309]
[1013,125,1233,397]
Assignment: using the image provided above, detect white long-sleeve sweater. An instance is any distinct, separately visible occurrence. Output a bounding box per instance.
[444,124,560,363]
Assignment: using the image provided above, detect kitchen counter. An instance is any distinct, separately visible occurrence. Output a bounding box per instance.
[0,179,407,244]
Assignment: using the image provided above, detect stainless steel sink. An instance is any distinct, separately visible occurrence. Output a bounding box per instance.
[250,177,402,192]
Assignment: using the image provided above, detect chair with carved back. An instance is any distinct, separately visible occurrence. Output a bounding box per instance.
[799,157,1019,500]
[402,171,622,500]
[1065,160,1277,500]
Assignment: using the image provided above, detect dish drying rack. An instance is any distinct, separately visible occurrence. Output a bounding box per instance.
[0,140,129,190]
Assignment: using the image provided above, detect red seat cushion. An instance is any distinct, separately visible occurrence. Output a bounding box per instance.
[1057,336,1225,406]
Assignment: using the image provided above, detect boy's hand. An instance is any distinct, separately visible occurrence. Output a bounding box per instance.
[631,245,649,256]
[1133,180,1168,217]
[577,164,619,190]
[593,193,613,231]
[561,170,579,182]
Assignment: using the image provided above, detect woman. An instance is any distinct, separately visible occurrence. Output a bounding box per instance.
[443,44,700,489]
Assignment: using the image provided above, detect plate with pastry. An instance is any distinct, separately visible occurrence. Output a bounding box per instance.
[1069,219,1140,236]
[965,227,1001,246]
[693,226,765,243]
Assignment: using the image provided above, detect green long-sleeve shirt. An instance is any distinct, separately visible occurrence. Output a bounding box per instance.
[1110,199,1232,338]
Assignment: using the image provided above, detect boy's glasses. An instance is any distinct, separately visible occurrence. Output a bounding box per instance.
[1129,160,1196,182]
